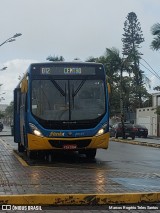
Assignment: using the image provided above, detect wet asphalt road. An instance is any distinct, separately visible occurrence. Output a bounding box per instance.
[97,141,160,173]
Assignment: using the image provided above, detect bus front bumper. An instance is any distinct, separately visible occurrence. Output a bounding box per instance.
[27,133,110,151]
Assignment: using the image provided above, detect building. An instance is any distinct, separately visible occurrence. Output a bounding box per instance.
[136,92,160,136]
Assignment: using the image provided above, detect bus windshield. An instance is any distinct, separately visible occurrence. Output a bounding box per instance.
[31,79,106,121]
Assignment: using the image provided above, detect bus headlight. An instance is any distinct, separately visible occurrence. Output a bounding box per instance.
[95,124,107,137]
[29,123,43,137]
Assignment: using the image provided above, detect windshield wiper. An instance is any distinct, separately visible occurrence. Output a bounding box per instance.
[51,79,66,96]
[71,79,86,109]
[72,79,86,97]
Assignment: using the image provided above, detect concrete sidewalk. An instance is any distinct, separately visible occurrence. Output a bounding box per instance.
[111,136,160,148]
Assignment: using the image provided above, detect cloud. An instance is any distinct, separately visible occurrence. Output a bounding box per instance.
[1,0,159,62]
[0,0,160,103]
[148,74,160,93]
[0,59,38,105]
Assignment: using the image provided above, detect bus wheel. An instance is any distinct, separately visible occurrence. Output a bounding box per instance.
[18,143,25,152]
[27,150,37,159]
[85,149,97,159]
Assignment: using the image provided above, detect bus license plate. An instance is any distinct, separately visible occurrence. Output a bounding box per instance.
[63,145,77,149]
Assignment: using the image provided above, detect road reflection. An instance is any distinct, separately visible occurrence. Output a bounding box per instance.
[15,149,111,170]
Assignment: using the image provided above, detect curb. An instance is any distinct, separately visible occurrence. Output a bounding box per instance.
[13,150,29,167]
[0,192,160,205]
[0,134,12,137]
[111,138,160,148]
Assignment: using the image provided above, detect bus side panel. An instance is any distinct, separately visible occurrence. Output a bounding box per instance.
[14,89,21,143]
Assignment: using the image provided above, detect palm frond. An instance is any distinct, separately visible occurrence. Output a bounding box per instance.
[142,73,151,89]
[151,36,160,50]
[151,23,160,35]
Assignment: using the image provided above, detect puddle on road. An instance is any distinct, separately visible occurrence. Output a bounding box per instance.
[112,178,160,190]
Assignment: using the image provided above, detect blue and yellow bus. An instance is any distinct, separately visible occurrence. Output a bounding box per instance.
[14,62,110,159]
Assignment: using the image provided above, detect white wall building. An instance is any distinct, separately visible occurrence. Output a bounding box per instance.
[136,93,160,136]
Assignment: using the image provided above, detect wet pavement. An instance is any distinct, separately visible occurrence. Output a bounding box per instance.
[0,125,12,136]
[0,126,160,211]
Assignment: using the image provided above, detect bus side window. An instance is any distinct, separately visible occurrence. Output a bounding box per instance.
[20,92,28,113]
[25,94,28,112]
[16,90,21,113]
[20,93,24,108]
[15,88,20,113]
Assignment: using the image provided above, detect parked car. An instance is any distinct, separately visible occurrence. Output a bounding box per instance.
[133,124,148,138]
[0,122,3,132]
[110,122,136,139]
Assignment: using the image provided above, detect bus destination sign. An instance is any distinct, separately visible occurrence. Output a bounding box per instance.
[64,68,81,75]
[40,66,96,75]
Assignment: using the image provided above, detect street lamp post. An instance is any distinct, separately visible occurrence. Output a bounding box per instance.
[0,66,7,71]
[0,33,22,71]
[0,93,5,96]
[0,33,22,47]
[0,33,22,102]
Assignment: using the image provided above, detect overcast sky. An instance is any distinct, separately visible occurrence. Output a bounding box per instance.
[0,0,160,105]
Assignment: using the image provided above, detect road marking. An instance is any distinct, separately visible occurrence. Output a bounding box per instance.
[13,150,29,167]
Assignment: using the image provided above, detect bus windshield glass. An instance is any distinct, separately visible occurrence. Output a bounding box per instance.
[31,79,106,121]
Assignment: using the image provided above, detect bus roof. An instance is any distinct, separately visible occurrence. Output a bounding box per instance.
[28,61,103,67]
[15,61,105,89]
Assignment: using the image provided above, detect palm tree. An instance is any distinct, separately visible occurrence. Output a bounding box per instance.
[97,48,133,117]
[98,48,150,113]
[46,55,64,61]
[151,23,160,50]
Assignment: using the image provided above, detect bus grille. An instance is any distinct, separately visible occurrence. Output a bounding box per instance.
[48,139,91,148]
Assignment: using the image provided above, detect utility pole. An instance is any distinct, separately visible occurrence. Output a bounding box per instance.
[120,60,125,139]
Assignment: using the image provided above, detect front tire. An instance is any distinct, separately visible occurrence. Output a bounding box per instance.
[27,150,37,159]
[85,149,97,159]
[18,143,25,152]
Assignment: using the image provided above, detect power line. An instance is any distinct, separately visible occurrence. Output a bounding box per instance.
[141,58,160,80]
[140,62,160,81]
[142,58,160,78]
